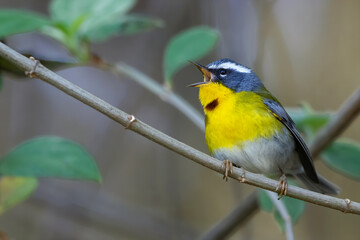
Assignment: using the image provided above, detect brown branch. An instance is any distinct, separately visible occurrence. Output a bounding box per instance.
[310,87,360,156]
[1,42,360,217]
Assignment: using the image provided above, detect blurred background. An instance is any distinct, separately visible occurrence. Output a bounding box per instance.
[0,0,359,239]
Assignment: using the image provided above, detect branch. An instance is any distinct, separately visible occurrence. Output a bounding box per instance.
[310,87,360,156]
[92,58,205,131]
[1,42,360,215]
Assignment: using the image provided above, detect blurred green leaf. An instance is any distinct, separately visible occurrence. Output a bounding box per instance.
[0,10,50,38]
[163,26,219,86]
[322,140,360,180]
[258,190,274,212]
[50,0,135,34]
[50,0,97,26]
[274,196,305,231]
[258,189,305,230]
[0,176,38,215]
[287,108,331,133]
[85,14,163,42]
[0,137,101,182]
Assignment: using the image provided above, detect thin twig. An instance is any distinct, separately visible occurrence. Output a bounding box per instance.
[310,87,360,156]
[95,59,205,131]
[266,191,294,240]
[1,42,360,214]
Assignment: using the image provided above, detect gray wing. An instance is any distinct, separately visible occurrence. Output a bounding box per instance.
[263,99,319,183]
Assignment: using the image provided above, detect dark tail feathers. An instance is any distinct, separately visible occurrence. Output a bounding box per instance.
[295,173,339,195]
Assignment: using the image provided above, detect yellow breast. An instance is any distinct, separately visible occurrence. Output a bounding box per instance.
[198,82,284,154]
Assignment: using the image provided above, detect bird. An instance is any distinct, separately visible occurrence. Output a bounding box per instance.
[189,58,339,197]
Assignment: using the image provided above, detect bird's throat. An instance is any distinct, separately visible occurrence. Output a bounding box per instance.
[198,82,233,110]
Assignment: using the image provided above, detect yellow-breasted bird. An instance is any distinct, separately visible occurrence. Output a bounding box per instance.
[189,59,339,196]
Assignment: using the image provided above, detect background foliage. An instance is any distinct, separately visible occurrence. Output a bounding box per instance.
[0,0,359,239]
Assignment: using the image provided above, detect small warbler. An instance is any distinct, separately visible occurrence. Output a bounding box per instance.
[189,59,339,196]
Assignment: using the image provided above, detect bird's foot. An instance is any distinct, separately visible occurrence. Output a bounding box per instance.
[221,160,233,181]
[275,174,288,199]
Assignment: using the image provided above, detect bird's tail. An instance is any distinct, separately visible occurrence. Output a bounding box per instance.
[295,173,340,195]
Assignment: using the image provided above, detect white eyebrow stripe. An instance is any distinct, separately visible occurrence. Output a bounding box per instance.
[217,62,251,73]
[208,62,251,73]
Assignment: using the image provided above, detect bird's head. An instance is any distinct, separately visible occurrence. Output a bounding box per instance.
[189,58,263,92]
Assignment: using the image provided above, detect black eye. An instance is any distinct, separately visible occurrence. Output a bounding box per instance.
[220,69,227,76]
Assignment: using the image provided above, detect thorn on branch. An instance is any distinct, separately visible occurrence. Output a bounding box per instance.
[125,115,137,129]
[25,56,39,78]
[344,198,352,213]
[238,171,246,183]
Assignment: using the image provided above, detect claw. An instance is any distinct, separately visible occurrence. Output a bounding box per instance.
[275,174,288,199]
[125,115,136,129]
[25,56,40,78]
[221,160,233,181]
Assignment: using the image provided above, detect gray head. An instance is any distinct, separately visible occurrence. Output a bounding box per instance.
[205,59,264,92]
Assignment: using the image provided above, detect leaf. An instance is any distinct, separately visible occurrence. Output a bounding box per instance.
[163,26,219,86]
[0,177,38,215]
[287,107,331,133]
[79,0,136,35]
[322,140,360,180]
[258,190,274,212]
[0,137,101,182]
[258,189,306,230]
[84,15,163,42]
[274,196,305,231]
[50,0,135,33]
[49,0,97,26]
[0,10,50,38]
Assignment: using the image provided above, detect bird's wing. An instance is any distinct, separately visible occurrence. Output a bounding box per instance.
[259,93,319,183]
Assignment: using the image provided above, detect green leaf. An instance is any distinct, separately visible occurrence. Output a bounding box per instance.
[85,14,163,42]
[163,26,219,86]
[274,196,305,231]
[258,189,306,230]
[258,190,274,212]
[322,140,360,180]
[50,0,135,33]
[0,137,101,182]
[0,177,38,215]
[0,10,50,38]
[50,0,97,26]
[287,108,331,132]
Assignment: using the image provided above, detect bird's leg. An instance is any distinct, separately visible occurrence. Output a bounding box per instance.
[275,172,288,199]
[221,160,233,181]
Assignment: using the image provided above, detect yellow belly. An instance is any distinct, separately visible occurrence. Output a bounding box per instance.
[202,89,284,154]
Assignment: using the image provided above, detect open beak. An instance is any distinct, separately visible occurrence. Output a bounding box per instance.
[187,61,214,87]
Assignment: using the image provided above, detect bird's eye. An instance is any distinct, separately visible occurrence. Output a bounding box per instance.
[220,69,227,76]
